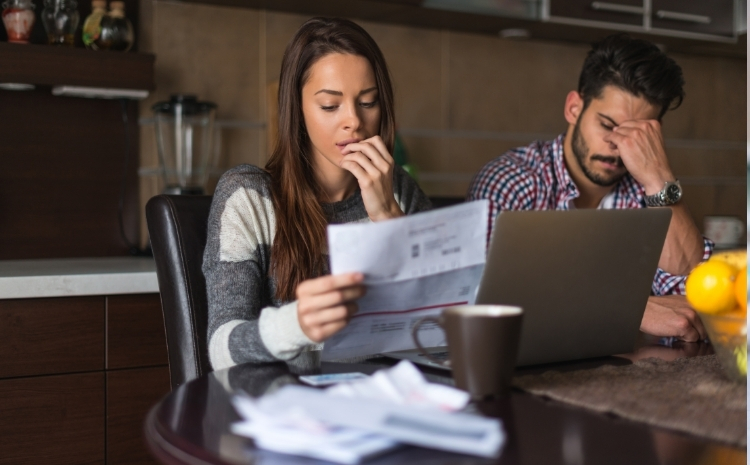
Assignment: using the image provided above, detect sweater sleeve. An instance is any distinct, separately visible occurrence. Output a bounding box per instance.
[203,166,316,370]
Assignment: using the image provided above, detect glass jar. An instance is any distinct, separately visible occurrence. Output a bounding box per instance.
[97,0,132,51]
[41,0,79,45]
[1,0,36,44]
[81,0,104,49]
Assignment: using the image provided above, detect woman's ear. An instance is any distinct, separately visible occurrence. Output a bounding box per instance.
[564,91,583,125]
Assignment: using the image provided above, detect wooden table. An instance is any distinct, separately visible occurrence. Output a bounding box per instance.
[144,338,746,465]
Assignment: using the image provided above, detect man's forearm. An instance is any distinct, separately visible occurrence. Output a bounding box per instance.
[657,203,705,275]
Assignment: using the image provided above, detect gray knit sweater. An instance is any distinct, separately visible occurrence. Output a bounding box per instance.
[203,164,432,370]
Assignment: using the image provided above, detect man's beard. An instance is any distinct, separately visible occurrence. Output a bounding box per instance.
[571,121,625,187]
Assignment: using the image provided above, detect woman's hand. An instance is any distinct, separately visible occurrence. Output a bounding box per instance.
[296,272,366,343]
[340,135,404,222]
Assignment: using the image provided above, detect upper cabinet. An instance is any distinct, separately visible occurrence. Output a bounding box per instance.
[422,0,539,20]
[162,0,745,57]
[547,0,645,27]
[543,0,740,41]
[650,0,734,38]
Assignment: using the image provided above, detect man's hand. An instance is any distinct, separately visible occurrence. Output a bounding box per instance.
[641,295,707,342]
[605,119,675,194]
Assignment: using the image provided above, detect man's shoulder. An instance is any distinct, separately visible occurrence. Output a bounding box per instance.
[471,140,553,191]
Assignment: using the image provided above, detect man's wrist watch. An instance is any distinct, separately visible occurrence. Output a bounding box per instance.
[644,180,682,207]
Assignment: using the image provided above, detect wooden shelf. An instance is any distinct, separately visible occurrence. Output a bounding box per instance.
[182,0,746,58]
[0,42,155,90]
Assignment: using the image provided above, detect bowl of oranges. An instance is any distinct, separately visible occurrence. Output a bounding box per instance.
[686,249,747,383]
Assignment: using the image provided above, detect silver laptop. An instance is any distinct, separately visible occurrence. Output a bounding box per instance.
[385,208,672,370]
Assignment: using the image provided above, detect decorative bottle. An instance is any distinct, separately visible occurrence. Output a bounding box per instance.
[97,0,131,51]
[1,0,35,44]
[81,0,104,49]
[41,0,79,45]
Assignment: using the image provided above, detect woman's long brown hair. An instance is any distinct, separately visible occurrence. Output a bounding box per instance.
[265,17,396,301]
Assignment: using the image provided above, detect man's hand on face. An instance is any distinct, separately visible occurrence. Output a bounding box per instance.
[604,119,676,194]
[641,295,707,342]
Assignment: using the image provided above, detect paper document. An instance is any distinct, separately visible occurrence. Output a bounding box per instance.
[323,200,489,360]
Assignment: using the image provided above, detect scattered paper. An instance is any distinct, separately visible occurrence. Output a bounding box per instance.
[323,200,489,360]
[231,361,504,463]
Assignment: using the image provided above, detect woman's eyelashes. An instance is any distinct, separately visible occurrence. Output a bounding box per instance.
[319,99,379,112]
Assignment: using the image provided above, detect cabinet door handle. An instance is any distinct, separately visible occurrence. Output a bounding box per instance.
[655,10,711,24]
[590,2,644,15]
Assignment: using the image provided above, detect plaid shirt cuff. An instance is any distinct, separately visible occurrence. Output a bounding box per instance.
[652,237,715,296]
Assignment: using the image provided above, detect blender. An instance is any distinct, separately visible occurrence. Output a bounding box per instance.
[152,94,217,195]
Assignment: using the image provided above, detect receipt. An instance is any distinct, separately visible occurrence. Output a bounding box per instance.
[323,200,489,361]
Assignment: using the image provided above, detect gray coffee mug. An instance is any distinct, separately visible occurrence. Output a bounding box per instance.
[412,305,523,399]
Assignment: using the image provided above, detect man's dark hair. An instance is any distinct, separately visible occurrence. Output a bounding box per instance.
[578,34,685,119]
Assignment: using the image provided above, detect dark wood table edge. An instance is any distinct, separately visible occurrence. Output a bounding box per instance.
[145,404,222,465]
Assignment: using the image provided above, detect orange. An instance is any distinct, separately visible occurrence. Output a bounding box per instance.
[735,267,747,313]
[685,261,738,314]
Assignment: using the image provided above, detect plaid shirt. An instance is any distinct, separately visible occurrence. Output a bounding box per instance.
[467,134,714,296]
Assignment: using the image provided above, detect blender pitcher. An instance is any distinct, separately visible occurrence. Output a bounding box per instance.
[152,95,217,195]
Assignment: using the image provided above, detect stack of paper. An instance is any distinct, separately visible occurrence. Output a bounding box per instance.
[231,361,505,464]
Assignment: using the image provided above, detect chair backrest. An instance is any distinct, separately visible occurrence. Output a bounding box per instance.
[146,194,213,390]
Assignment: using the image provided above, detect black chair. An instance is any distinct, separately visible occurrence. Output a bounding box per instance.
[146,194,214,390]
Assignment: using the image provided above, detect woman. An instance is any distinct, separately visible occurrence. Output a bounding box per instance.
[203,17,431,370]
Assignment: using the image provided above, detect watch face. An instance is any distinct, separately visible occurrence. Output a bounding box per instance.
[665,184,681,203]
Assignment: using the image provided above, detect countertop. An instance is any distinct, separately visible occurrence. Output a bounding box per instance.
[0,257,159,299]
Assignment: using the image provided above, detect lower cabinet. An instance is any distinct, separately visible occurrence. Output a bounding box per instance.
[0,293,170,465]
[107,367,171,465]
[0,373,105,465]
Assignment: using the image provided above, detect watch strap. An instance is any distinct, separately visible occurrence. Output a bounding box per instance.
[644,180,681,207]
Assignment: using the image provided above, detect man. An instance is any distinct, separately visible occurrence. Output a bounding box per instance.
[468,34,712,342]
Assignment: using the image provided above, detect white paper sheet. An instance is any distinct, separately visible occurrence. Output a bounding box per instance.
[323,200,489,361]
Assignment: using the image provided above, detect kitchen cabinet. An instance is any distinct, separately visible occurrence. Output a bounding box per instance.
[651,0,735,38]
[544,0,739,41]
[0,259,167,464]
[0,294,168,465]
[173,0,744,57]
[547,0,645,27]
[0,373,105,465]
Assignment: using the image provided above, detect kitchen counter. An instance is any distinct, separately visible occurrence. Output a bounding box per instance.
[0,257,159,299]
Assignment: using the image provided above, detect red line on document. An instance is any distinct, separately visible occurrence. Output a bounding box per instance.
[352,301,469,318]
